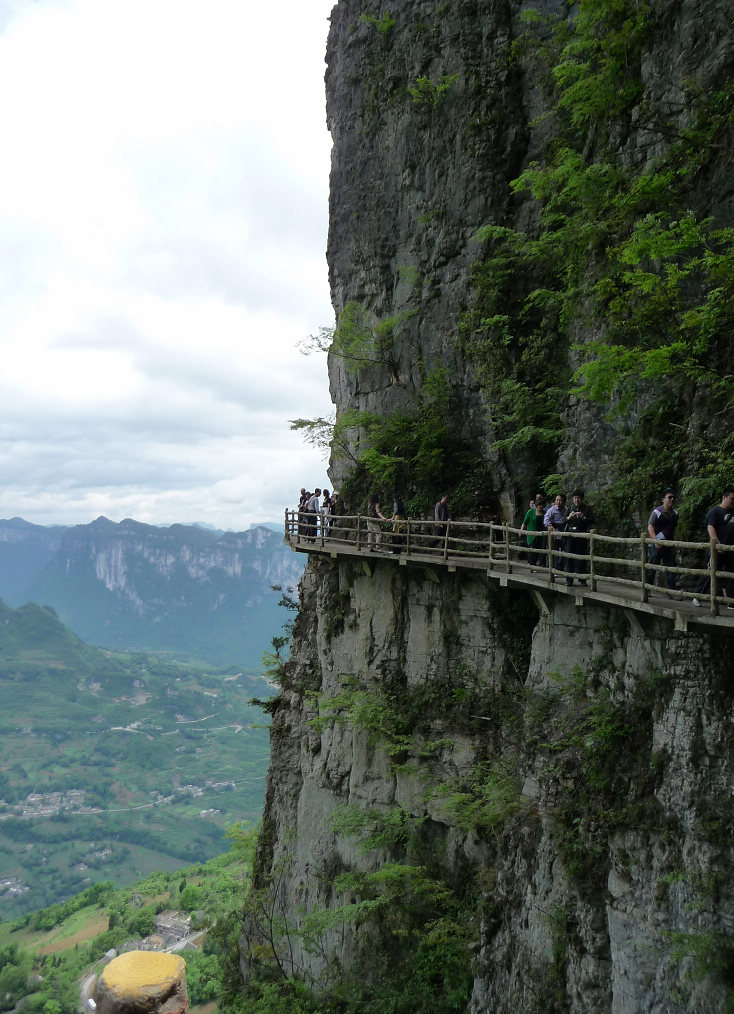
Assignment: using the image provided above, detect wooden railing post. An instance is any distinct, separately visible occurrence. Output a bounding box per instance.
[406,518,411,557]
[547,529,554,582]
[356,515,362,551]
[588,529,596,591]
[504,522,510,574]
[710,537,718,616]
[641,530,649,602]
[488,523,494,569]
[443,519,451,561]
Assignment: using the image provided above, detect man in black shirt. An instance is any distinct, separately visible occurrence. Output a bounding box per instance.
[705,487,734,606]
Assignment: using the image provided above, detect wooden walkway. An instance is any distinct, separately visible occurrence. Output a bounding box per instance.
[284,512,734,634]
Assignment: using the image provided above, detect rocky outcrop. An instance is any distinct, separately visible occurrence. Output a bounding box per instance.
[324,0,527,500]
[94,952,188,1014]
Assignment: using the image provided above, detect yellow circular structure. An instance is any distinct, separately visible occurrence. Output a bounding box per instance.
[95,951,188,1014]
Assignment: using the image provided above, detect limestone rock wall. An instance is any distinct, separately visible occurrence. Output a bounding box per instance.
[471,601,734,1013]
[251,558,734,1011]
[251,556,518,979]
[324,0,734,504]
[324,0,527,498]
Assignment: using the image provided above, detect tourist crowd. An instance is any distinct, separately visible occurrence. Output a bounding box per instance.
[294,484,734,606]
[521,485,734,605]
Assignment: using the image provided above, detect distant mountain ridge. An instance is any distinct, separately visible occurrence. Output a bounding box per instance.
[0,517,301,664]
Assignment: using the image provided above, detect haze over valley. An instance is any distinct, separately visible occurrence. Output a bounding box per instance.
[0,516,302,664]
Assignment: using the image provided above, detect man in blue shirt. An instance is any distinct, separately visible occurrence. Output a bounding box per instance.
[646,490,679,592]
[543,494,568,581]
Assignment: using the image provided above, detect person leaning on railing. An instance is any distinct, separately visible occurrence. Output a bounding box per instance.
[367,494,388,550]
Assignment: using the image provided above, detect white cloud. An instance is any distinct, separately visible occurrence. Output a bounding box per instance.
[0,0,336,529]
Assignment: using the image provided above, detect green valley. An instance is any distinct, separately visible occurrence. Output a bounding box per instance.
[0,601,273,917]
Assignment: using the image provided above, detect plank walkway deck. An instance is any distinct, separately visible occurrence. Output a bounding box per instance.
[284,512,734,634]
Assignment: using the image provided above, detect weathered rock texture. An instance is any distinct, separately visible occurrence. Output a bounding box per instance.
[250,555,734,1012]
[243,2,734,1012]
[325,0,527,504]
[95,952,188,1014]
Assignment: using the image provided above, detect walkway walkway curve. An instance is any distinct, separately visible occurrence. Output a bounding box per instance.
[284,511,734,634]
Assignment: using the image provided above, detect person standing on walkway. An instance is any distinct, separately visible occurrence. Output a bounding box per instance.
[564,490,594,586]
[367,494,388,550]
[543,494,567,580]
[298,488,309,536]
[521,491,546,567]
[306,488,322,542]
[329,492,341,536]
[391,493,407,553]
[321,489,334,539]
[701,487,734,607]
[646,490,679,592]
[434,494,451,549]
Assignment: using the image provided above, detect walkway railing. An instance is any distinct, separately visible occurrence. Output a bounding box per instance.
[285,510,734,624]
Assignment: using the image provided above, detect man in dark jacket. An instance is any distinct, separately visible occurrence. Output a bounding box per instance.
[564,490,594,586]
[704,487,734,606]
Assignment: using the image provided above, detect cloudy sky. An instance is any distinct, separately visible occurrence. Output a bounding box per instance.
[0,0,336,530]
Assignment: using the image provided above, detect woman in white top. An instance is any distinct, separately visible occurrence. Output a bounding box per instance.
[366,494,388,549]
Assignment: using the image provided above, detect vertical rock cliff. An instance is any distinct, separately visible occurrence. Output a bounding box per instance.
[241,2,734,1012]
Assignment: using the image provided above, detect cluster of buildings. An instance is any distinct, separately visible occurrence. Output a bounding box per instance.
[0,789,96,819]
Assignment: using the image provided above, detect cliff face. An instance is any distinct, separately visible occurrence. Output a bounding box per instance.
[244,2,734,1012]
[251,556,734,1012]
[323,0,733,517]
